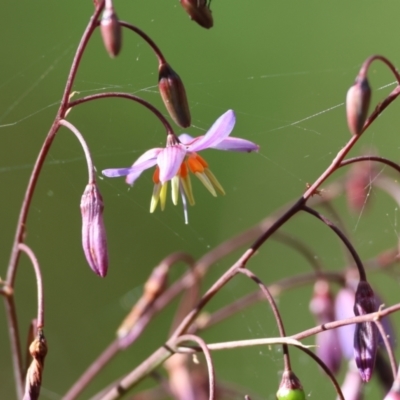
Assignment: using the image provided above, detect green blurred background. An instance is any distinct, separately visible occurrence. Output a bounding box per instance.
[1,1,400,398]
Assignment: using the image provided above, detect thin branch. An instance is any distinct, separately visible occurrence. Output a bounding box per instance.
[18,244,44,329]
[302,206,367,281]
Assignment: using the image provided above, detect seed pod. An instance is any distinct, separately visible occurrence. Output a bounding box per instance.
[158,62,191,128]
[100,0,122,58]
[346,76,371,136]
[276,370,306,400]
[23,330,47,400]
[180,0,213,29]
[80,183,109,277]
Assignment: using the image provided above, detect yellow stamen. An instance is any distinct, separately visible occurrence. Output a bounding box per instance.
[204,168,225,195]
[171,176,179,205]
[181,173,195,206]
[150,183,162,213]
[195,172,217,196]
[160,182,168,211]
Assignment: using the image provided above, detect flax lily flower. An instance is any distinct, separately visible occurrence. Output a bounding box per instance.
[102,110,259,223]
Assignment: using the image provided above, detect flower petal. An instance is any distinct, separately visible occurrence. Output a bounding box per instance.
[102,148,161,185]
[188,110,236,152]
[178,133,194,145]
[212,136,259,152]
[157,145,186,183]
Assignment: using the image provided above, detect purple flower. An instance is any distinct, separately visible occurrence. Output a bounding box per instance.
[102,110,259,223]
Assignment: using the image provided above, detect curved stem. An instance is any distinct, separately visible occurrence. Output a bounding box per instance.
[172,334,215,400]
[4,6,103,398]
[340,155,400,175]
[359,55,400,85]
[59,119,95,183]
[237,268,291,371]
[374,319,397,380]
[119,21,166,64]
[302,206,367,281]
[292,345,344,400]
[68,92,174,136]
[18,244,44,329]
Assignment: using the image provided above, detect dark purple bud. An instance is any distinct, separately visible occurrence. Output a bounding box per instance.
[100,0,122,58]
[353,281,378,381]
[80,183,108,277]
[354,281,377,316]
[180,0,213,29]
[354,321,378,382]
[309,280,342,373]
[158,62,191,128]
[276,370,306,400]
[346,76,371,136]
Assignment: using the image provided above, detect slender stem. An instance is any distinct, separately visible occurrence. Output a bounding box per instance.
[302,206,367,281]
[171,335,215,400]
[59,119,95,183]
[4,5,104,398]
[359,55,400,84]
[340,155,400,175]
[18,244,44,329]
[237,268,291,371]
[374,319,397,380]
[119,21,167,64]
[292,346,344,400]
[68,92,174,136]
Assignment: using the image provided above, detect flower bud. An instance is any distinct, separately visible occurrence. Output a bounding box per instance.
[80,183,108,277]
[117,264,168,338]
[276,370,306,400]
[345,156,375,213]
[337,361,363,400]
[23,330,47,400]
[309,280,342,374]
[346,76,371,136]
[158,62,191,128]
[100,0,122,58]
[385,381,400,400]
[353,281,378,382]
[180,0,213,29]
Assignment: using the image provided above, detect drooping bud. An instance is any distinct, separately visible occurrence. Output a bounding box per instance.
[158,62,191,128]
[309,280,342,374]
[276,370,306,400]
[353,281,378,382]
[384,380,400,400]
[337,361,363,400]
[100,0,122,58]
[80,183,108,277]
[345,156,375,213]
[180,0,214,29]
[23,330,47,400]
[117,264,168,338]
[346,76,371,136]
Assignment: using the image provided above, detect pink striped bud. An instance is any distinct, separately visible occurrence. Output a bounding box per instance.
[353,281,378,382]
[80,183,109,277]
[309,280,342,374]
[100,0,122,58]
[180,0,213,29]
[158,62,191,128]
[346,76,371,136]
